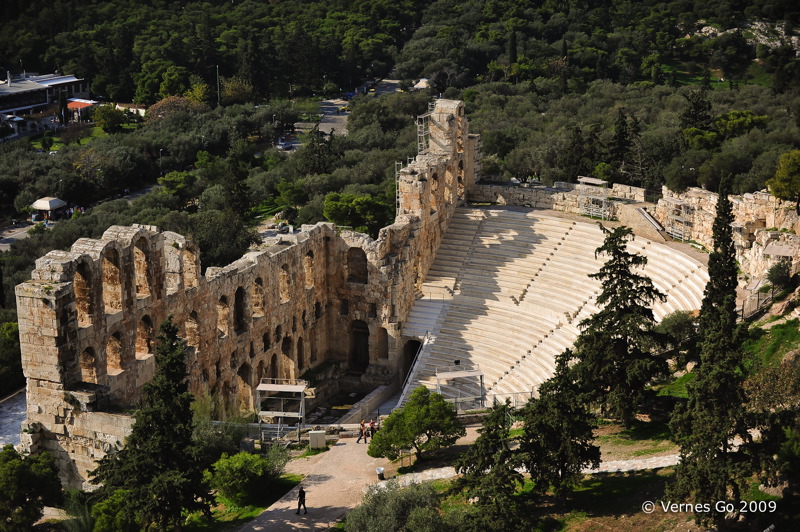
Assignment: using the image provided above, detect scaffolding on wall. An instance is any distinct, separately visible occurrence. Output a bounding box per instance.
[256,378,308,441]
[577,176,611,219]
[435,364,485,410]
[663,197,692,242]
[416,101,437,154]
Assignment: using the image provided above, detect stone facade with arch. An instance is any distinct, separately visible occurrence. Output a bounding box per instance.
[15,99,480,487]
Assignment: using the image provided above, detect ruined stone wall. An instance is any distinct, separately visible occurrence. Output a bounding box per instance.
[468,182,645,217]
[16,99,479,488]
[653,187,800,279]
[469,181,800,281]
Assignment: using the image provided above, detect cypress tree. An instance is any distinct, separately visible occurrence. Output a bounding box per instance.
[91,317,209,529]
[610,108,630,167]
[454,399,522,527]
[519,352,600,499]
[668,178,751,529]
[568,225,667,426]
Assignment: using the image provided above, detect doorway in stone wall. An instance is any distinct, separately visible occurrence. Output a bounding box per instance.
[402,340,421,383]
[348,320,370,373]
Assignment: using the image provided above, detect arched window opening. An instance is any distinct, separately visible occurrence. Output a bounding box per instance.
[101,248,122,314]
[269,353,279,380]
[429,172,439,213]
[217,296,229,337]
[279,264,290,303]
[186,311,199,349]
[106,333,123,374]
[80,347,97,384]
[133,237,151,298]
[183,247,199,289]
[377,327,389,360]
[263,332,270,351]
[445,166,455,204]
[304,251,314,289]
[457,160,465,199]
[315,301,322,319]
[237,362,252,386]
[252,278,265,318]
[234,286,246,333]
[297,337,305,371]
[256,361,265,383]
[402,340,421,382]
[348,321,370,373]
[274,325,282,345]
[136,316,154,359]
[347,248,368,284]
[74,262,93,328]
[281,337,292,358]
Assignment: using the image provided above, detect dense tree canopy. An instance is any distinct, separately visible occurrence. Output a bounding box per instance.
[368,386,465,461]
[567,225,667,426]
[90,317,209,530]
[0,444,62,532]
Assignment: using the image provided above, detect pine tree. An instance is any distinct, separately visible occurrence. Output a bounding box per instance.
[91,317,209,530]
[568,225,667,426]
[454,399,522,524]
[519,353,600,499]
[668,178,751,529]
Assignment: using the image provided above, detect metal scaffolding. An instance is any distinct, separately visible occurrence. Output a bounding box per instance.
[577,176,611,219]
[256,378,308,441]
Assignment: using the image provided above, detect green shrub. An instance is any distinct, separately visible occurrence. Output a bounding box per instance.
[344,480,464,532]
[205,448,289,506]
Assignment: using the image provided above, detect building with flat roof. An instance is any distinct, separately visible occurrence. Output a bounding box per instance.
[0,72,90,116]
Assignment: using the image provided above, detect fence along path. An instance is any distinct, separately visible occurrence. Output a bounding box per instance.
[401,208,709,405]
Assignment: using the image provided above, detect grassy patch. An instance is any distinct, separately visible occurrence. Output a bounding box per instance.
[184,473,302,531]
[657,372,695,399]
[744,319,800,367]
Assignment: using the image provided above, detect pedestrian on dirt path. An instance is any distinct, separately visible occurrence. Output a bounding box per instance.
[369,418,376,438]
[356,420,368,444]
[296,486,307,515]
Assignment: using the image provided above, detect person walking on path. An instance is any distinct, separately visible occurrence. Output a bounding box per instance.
[356,420,368,444]
[369,418,376,438]
[296,486,307,515]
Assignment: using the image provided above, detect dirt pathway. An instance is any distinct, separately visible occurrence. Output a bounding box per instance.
[238,436,390,531]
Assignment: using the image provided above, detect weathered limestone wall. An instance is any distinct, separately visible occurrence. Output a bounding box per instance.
[16,99,479,488]
[468,182,645,217]
[654,187,800,279]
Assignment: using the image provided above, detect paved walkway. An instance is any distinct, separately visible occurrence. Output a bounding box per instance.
[239,422,680,531]
[0,389,26,447]
[238,437,391,531]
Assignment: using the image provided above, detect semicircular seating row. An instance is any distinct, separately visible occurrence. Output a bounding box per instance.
[401,207,710,405]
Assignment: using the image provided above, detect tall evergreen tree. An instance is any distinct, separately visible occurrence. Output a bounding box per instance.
[610,108,630,168]
[568,225,667,426]
[668,178,751,529]
[519,353,600,499]
[91,317,209,530]
[454,399,522,527]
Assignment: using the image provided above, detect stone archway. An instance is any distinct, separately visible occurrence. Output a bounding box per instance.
[402,340,421,382]
[349,320,370,373]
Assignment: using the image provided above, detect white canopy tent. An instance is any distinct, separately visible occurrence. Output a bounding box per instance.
[31,197,66,211]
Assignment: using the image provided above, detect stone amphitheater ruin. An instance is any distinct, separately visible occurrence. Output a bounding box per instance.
[15,99,800,488]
